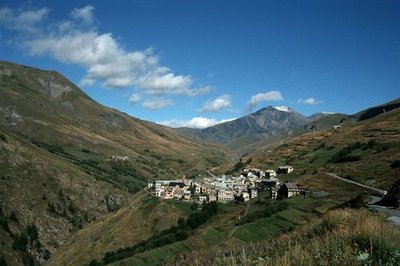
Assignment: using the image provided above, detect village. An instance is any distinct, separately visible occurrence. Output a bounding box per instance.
[147,166,303,204]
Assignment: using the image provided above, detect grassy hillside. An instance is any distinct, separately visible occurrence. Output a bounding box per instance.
[0,61,234,183]
[86,186,370,266]
[47,191,190,266]
[0,60,235,265]
[245,108,400,190]
[0,129,130,265]
[175,208,400,265]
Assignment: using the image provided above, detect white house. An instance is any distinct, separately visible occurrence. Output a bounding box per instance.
[265,169,277,178]
[218,189,234,203]
[277,166,294,174]
[242,192,250,202]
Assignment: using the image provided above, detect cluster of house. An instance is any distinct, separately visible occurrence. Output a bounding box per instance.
[148,165,303,204]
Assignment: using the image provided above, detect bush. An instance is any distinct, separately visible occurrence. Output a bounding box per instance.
[12,233,28,252]
[9,210,18,223]
[277,201,289,211]
[0,219,10,233]
[347,195,365,209]
[21,253,36,266]
[190,202,198,210]
[362,139,378,150]
[330,143,363,163]
[314,143,326,151]
[0,255,7,266]
[89,259,100,266]
[390,160,400,169]
[227,160,245,174]
[27,224,39,240]
[47,202,56,213]
[376,143,391,152]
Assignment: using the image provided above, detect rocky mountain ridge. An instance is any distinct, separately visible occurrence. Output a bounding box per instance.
[175,105,331,154]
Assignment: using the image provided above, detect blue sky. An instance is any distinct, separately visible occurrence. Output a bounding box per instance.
[0,0,399,128]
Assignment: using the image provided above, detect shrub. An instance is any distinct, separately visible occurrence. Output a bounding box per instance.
[21,253,36,266]
[89,259,100,266]
[390,160,400,169]
[48,202,56,213]
[12,233,28,252]
[277,201,289,211]
[330,143,363,163]
[376,143,391,152]
[9,210,18,223]
[227,160,245,174]
[27,224,39,240]
[362,139,378,150]
[0,255,7,266]
[314,143,326,151]
[0,219,10,233]
[190,202,198,210]
[347,195,365,209]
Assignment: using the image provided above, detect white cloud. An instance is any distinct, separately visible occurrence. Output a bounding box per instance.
[0,5,211,99]
[129,93,141,105]
[142,98,173,109]
[0,7,49,33]
[160,117,236,129]
[247,91,283,111]
[70,5,95,24]
[199,94,231,113]
[79,77,95,87]
[297,97,322,105]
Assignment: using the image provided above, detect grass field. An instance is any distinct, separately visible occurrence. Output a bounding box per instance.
[110,241,191,266]
[234,217,291,242]
[177,208,400,265]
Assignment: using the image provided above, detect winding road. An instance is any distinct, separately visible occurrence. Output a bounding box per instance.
[325,173,400,227]
[325,172,387,196]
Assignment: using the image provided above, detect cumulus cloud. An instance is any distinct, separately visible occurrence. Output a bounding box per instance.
[297,97,322,105]
[70,5,94,24]
[0,7,49,33]
[247,91,283,111]
[129,93,141,105]
[160,117,236,129]
[0,5,211,100]
[142,98,173,109]
[199,94,231,113]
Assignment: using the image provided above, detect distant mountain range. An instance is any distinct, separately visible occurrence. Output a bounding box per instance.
[175,99,400,154]
[175,106,333,154]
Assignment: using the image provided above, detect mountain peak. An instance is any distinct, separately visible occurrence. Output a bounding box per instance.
[273,106,291,112]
